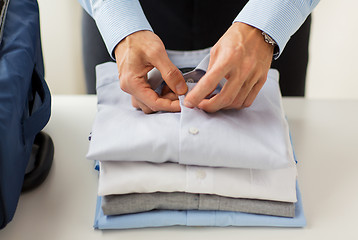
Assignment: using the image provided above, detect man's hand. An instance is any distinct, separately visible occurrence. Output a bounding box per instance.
[184,22,274,112]
[114,30,187,114]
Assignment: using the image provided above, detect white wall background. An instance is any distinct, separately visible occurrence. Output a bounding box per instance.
[38,0,358,99]
[306,0,358,99]
[38,0,85,94]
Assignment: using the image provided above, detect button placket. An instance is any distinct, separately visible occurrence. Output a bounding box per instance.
[178,84,203,166]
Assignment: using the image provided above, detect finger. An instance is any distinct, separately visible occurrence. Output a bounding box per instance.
[241,76,266,108]
[132,95,155,113]
[131,96,140,110]
[153,53,188,95]
[159,99,181,111]
[161,92,179,101]
[226,82,254,110]
[123,73,181,112]
[152,97,181,112]
[133,86,181,112]
[224,72,264,110]
[196,75,243,112]
[161,84,174,96]
[184,65,226,108]
[136,99,155,114]
[198,65,263,112]
[160,84,178,101]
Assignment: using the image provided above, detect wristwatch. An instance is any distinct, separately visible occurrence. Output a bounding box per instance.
[261,31,277,47]
[262,31,279,57]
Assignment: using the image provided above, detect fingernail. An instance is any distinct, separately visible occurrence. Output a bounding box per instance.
[176,81,187,94]
[184,99,194,108]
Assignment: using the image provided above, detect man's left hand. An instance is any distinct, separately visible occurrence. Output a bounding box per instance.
[184,22,274,112]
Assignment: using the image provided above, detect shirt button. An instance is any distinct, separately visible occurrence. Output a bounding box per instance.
[186,78,194,83]
[188,127,199,135]
[196,170,206,179]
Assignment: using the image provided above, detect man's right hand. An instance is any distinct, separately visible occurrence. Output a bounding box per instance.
[114,30,187,114]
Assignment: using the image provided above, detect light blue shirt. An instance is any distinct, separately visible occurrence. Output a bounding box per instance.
[78,0,319,58]
[87,53,296,170]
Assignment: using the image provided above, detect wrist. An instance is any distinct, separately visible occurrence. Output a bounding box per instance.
[114,30,153,60]
[232,22,275,56]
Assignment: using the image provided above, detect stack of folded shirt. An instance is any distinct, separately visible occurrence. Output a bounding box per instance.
[87,50,305,230]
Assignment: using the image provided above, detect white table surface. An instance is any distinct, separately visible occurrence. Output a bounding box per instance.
[1,95,358,239]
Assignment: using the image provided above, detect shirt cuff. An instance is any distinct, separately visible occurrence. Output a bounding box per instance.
[234,0,318,58]
[92,0,153,59]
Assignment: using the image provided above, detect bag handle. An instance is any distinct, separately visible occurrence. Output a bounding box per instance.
[23,66,51,139]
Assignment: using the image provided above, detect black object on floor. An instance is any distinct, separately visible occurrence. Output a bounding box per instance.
[22,132,54,192]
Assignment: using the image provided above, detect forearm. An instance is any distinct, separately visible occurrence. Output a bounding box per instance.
[77,0,152,59]
[234,0,320,58]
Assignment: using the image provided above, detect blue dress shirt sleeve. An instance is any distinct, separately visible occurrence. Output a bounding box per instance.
[234,0,320,58]
[77,0,319,59]
[77,0,153,59]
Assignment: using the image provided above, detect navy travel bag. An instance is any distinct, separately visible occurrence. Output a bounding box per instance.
[0,0,52,229]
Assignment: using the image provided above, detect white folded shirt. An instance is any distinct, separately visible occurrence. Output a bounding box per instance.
[87,50,294,170]
[98,161,297,203]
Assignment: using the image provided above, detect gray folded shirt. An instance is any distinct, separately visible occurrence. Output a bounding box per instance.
[102,192,295,218]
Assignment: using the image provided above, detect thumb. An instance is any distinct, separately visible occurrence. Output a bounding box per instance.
[154,54,188,95]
